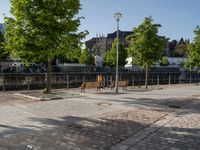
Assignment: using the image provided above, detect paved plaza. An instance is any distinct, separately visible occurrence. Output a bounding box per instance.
[0,84,200,150]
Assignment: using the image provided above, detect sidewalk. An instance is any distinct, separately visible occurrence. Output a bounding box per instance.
[0,84,200,150]
[110,97,200,150]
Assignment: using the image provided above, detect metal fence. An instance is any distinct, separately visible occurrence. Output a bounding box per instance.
[0,71,200,91]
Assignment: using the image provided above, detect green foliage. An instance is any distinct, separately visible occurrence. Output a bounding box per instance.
[127,17,167,68]
[0,31,9,60]
[179,61,186,68]
[79,49,93,64]
[66,46,83,63]
[127,17,167,88]
[172,51,181,57]
[104,39,127,67]
[160,56,169,66]
[4,0,87,65]
[188,26,200,68]
[4,0,86,93]
[41,88,47,94]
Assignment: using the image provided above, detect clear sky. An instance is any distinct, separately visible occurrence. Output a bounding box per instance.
[1,0,200,41]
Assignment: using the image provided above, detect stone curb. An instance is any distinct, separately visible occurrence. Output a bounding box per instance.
[14,93,63,101]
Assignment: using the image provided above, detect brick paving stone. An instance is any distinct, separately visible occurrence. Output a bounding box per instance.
[0,109,166,150]
[122,99,200,150]
[0,84,200,149]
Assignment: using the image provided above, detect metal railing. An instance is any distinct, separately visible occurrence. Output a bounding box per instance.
[0,71,200,91]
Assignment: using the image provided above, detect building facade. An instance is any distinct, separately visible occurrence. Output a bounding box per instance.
[164,38,188,57]
[85,30,132,57]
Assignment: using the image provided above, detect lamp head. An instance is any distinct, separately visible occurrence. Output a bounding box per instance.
[114,12,122,21]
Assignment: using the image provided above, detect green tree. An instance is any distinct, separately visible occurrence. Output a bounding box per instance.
[127,17,166,88]
[160,56,170,66]
[79,49,93,64]
[0,31,9,60]
[5,0,86,93]
[188,26,200,68]
[104,39,127,67]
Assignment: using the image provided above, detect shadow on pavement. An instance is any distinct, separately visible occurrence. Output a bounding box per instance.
[0,108,200,150]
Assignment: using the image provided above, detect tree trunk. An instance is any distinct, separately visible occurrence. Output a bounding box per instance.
[145,64,148,89]
[46,58,52,93]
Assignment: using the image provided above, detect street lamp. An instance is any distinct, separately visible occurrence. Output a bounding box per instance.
[114,12,122,94]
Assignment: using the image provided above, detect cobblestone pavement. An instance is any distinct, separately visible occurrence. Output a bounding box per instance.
[110,98,200,150]
[0,109,167,150]
[0,84,200,150]
[0,92,37,105]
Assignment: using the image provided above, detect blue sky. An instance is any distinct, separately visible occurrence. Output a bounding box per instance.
[1,0,200,41]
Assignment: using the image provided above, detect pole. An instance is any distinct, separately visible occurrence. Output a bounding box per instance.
[116,21,119,93]
[114,12,122,94]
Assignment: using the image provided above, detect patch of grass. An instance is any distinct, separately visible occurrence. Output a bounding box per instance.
[41,88,47,94]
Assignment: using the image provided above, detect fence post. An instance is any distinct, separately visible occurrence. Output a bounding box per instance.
[168,74,171,85]
[45,73,47,89]
[157,75,159,85]
[196,73,197,82]
[132,75,134,87]
[179,75,182,84]
[3,73,5,92]
[189,72,192,83]
[105,75,108,87]
[27,74,30,90]
[75,75,77,87]
[67,74,69,89]
[120,73,122,81]
[110,76,113,84]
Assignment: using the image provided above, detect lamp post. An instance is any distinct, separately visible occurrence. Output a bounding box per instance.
[114,12,122,94]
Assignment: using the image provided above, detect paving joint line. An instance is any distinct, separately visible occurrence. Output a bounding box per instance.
[109,95,200,150]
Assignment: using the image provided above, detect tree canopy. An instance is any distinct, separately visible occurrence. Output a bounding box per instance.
[5,0,86,64]
[127,17,166,68]
[188,26,200,68]
[0,31,8,60]
[5,0,87,93]
[160,56,170,66]
[127,17,167,88]
[79,49,93,64]
[104,39,127,67]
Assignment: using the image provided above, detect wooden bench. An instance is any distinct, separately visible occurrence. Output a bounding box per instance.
[81,81,102,92]
[110,80,128,90]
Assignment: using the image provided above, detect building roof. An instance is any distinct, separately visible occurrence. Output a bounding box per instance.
[107,30,132,39]
[177,38,186,45]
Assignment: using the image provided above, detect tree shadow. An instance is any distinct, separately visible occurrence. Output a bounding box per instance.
[0,124,32,138]
[83,95,199,115]
[0,109,165,149]
[0,108,200,150]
